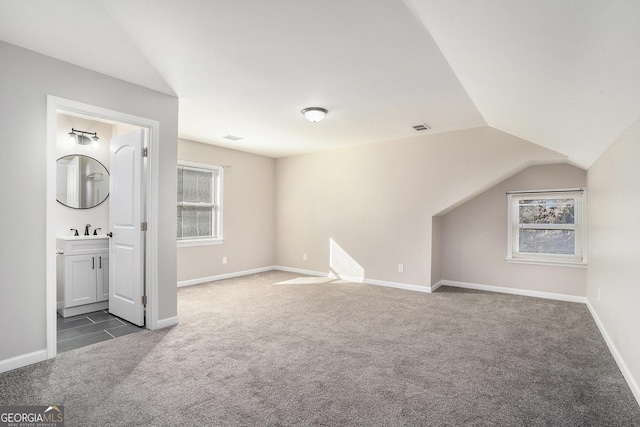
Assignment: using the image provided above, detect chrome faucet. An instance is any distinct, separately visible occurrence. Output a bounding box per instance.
[84,224,91,236]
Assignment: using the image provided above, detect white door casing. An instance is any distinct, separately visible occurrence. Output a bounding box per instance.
[109,129,145,326]
[45,96,162,366]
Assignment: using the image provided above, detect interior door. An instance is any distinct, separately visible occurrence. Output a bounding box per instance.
[109,129,145,326]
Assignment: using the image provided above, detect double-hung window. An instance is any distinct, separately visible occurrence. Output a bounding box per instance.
[507,189,586,267]
[177,161,223,246]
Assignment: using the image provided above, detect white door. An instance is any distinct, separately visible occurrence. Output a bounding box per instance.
[109,129,145,326]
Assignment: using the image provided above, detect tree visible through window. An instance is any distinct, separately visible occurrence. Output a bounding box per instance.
[177,161,222,240]
[507,190,585,265]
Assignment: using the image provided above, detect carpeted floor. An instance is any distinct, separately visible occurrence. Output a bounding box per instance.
[1,270,639,426]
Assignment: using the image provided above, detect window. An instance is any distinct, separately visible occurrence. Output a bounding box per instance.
[507,189,586,267]
[177,161,223,246]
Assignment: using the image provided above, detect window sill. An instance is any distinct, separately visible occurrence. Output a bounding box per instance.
[506,257,587,268]
[177,238,224,248]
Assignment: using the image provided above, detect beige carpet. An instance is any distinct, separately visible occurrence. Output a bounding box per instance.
[1,270,639,426]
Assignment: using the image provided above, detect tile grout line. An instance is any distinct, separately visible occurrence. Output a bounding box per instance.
[58,319,123,338]
[57,329,109,343]
[57,310,141,351]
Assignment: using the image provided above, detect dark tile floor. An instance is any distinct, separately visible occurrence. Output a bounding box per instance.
[57,310,143,353]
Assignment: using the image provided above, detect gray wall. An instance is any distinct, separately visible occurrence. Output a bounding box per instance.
[275,127,567,287]
[0,41,179,361]
[431,216,443,284]
[440,164,587,296]
[587,115,640,398]
[177,139,276,282]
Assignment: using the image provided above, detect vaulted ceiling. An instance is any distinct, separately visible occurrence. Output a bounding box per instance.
[1,0,638,167]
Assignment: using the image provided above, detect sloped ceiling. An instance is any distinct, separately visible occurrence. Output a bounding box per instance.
[406,0,640,168]
[1,0,638,167]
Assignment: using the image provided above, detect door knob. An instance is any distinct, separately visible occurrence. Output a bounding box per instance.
[107,232,113,237]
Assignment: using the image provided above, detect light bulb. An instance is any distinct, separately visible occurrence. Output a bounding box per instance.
[301,107,328,122]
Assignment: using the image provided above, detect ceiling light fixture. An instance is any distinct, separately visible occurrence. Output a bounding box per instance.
[68,128,100,150]
[301,107,328,122]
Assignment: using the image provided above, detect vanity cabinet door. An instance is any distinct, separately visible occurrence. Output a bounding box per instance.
[96,252,109,302]
[65,254,98,307]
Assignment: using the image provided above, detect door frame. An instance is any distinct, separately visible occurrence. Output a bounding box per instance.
[46,95,161,359]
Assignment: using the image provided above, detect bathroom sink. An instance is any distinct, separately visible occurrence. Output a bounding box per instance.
[59,234,109,240]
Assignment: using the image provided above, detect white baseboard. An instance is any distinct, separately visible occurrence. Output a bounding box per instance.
[0,349,47,374]
[431,280,445,292]
[155,316,179,330]
[274,265,329,277]
[275,266,431,293]
[328,271,364,283]
[586,300,640,406]
[439,279,587,303]
[177,266,276,287]
[177,266,583,300]
[364,277,431,293]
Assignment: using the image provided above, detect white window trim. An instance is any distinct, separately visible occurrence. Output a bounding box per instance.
[177,237,224,248]
[177,160,224,246]
[506,189,587,268]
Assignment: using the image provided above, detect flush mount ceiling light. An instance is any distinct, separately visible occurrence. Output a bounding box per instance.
[301,107,328,122]
[68,128,100,150]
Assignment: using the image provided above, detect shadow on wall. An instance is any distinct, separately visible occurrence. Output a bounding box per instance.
[329,238,365,283]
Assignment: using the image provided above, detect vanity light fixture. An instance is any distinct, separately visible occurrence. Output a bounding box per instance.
[301,107,328,122]
[68,128,100,150]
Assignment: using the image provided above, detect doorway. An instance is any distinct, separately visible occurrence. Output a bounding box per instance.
[46,96,161,359]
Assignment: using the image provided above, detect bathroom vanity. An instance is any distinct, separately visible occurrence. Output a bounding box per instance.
[57,235,109,317]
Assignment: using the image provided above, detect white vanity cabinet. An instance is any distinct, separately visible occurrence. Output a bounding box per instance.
[57,236,109,317]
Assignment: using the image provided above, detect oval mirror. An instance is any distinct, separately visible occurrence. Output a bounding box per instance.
[56,155,109,209]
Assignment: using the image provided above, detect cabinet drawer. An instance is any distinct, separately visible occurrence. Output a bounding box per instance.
[58,238,109,256]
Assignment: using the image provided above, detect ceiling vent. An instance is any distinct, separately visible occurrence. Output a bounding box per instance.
[412,123,431,131]
[223,134,243,141]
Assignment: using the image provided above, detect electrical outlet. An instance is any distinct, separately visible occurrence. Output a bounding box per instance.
[398,264,404,273]
[222,256,227,264]
[303,254,307,261]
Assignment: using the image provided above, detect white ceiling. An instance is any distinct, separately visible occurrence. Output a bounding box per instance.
[1,0,639,167]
